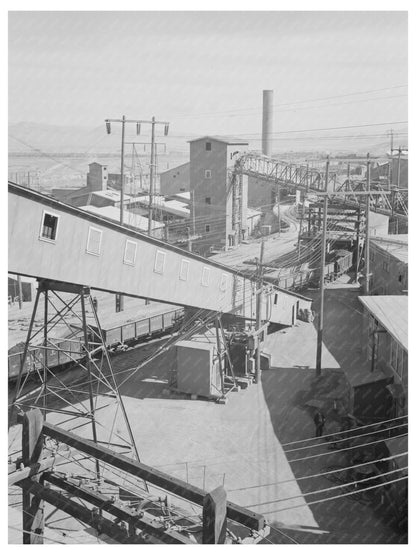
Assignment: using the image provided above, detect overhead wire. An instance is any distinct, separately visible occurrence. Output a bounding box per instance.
[280,414,408,447]
[227,451,408,493]
[287,433,408,464]
[259,476,408,516]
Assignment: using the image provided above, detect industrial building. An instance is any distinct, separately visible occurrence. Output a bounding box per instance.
[160,162,190,196]
[189,136,249,255]
[79,204,165,238]
[359,295,408,416]
[369,234,408,295]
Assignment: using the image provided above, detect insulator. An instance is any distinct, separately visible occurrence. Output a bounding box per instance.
[164,124,169,136]
[136,123,141,135]
[105,121,111,134]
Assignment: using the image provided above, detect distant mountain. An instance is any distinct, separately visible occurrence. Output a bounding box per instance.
[8,121,192,155]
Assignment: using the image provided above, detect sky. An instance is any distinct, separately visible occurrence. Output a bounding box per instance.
[8,11,408,151]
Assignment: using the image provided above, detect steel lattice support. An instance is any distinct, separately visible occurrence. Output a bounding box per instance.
[9,278,147,491]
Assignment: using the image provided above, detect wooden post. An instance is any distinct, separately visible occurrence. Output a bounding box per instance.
[22,409,44,544]
[315,157,329,377]
[364,154,371,295]
[202,486,227,544]
[215,318,225,395]
[355,208,361,282]
[255,240,265,383]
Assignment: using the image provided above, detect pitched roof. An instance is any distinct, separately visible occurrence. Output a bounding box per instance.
[370,234,408,264]
[188,135,249,146]
[79,205,164,231]
[358,295,408,351]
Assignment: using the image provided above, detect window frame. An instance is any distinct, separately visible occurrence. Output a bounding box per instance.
[154,249,166,274]
[201,266,210,287]
[179,259,190,281]
[39,210,60,243]
[123,239,137,266]
[86,226,103,256]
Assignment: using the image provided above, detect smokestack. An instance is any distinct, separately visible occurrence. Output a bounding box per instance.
[262,89,274,157]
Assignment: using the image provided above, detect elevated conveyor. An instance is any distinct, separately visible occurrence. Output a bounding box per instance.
[9,183,302,324]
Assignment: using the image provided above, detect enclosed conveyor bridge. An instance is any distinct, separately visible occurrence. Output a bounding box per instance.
[8,183,304,326]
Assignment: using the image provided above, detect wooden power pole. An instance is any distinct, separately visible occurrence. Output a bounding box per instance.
[364,153,371,295]
[315,156,329,377]
[255,239,265,383]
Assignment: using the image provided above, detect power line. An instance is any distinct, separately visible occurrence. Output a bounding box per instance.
[246,466,407,509]
[288,433,408,464]
[281,414,407,447]
[259,475,408,516]
[169,85,408,118]
[227,451,408,493]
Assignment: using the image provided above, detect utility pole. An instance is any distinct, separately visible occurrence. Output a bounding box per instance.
[315,156,329,377]
[363,153,371,295]
[17,275,23,310]
[105,116,169,231]
[149,117,156,235]
[255,240,265,383]
[277,183,281,236]
[191,190,196,235]
[355,208,361,283]
[397,146,402,189]
[125,141,166,194]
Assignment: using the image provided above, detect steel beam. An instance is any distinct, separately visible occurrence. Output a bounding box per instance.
[43,421,265,531]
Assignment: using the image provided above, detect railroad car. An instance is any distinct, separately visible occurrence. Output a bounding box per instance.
[8,308,184,381]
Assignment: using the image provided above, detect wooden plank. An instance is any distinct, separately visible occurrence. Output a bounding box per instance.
[8,454,65,487]
[22,409,44,544]
[43,472,193,544]
[202,486,227,544]
[18,479,145,544]
[43,421,265,531]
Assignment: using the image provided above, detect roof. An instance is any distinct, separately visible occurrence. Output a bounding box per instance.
[130,195,190,218]
[188,135,249,146]
[79,205,164,231]
[370,234,408,264]
[358,296,408,351]
[160,162,190,175]
[171,191,191,201]
[91,189,132,202]
[247,208,262,218]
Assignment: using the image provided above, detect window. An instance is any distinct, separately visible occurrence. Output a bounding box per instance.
[86,227,102,256]
[205,170,212,179]
[205,197,211,205]
[370,250,375,261]
[390,340,404,380]
[205,224,210,232]
[206,142,211,151]
[154,250,166,274]
[201,267,210,287]
[115,293,123,313]
[219,273,228,292]
[274,293,278,305]
[179,259,190,281]
[382,260,390,273]
[398,274,403,283]
[40,211,59,242]
[124,240,137,265]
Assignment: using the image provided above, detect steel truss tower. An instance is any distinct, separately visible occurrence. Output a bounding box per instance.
[9,278,147,490]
